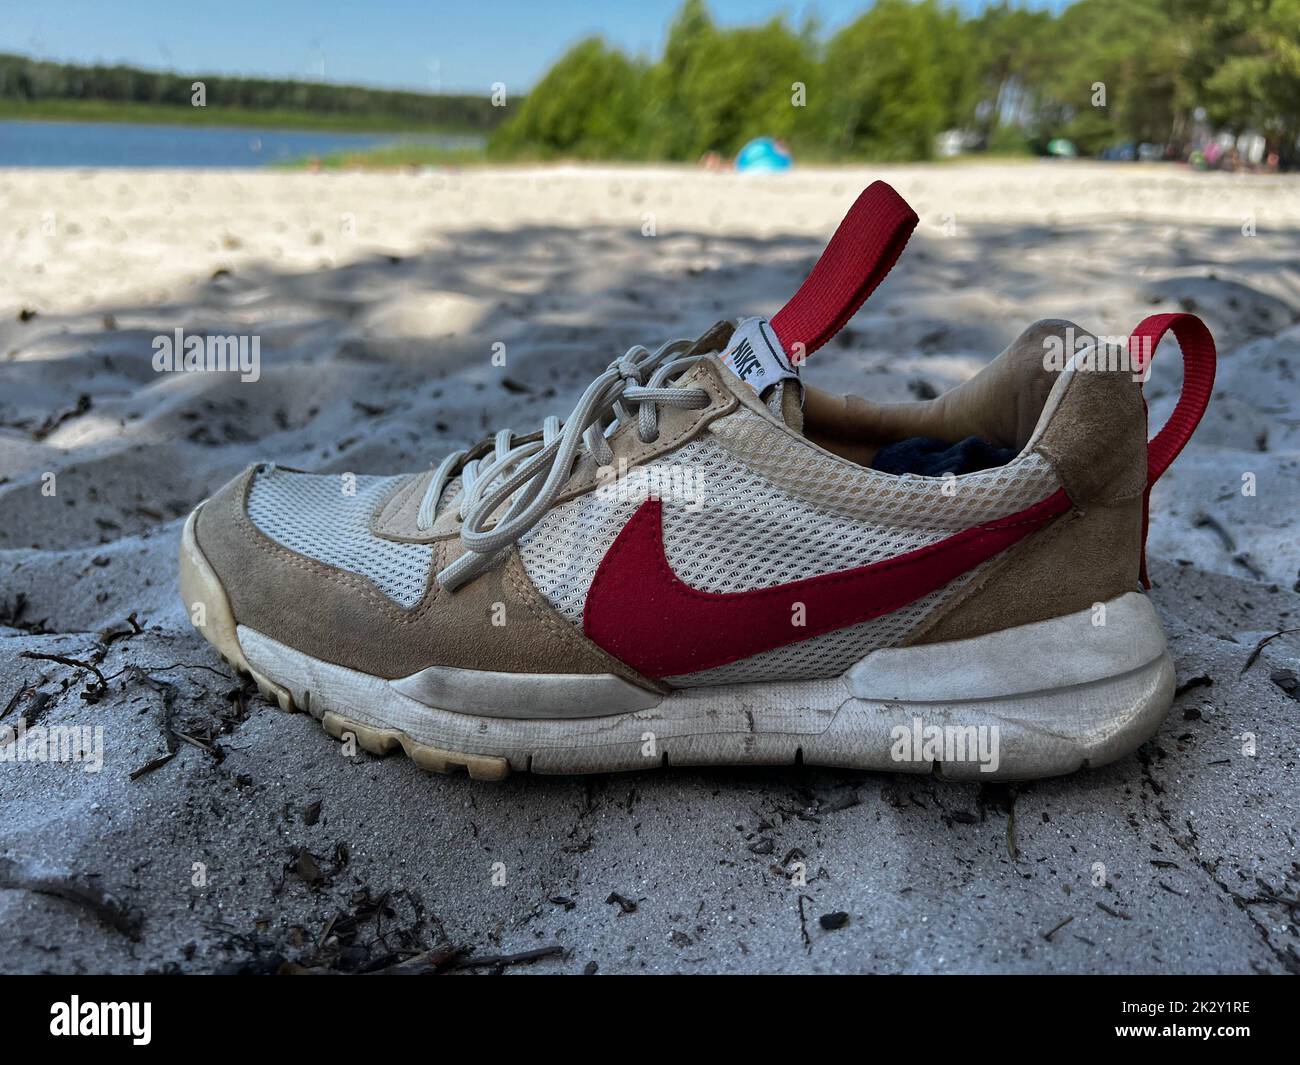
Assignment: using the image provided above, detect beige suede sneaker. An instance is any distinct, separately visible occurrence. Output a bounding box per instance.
[180,181,1216,780]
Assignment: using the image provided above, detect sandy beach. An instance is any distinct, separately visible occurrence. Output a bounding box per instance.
[1,161,1297,973]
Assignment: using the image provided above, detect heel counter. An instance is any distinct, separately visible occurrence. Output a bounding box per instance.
[909,361,1148,646]
[908,497,1144,645]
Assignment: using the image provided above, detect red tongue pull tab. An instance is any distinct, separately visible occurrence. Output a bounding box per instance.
[770,180,919,362]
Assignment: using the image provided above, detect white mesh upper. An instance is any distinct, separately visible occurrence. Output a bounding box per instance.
[518,414,1061,685]
[707,410,1059,528]
[247,468,433,608]
[243,403,1063,683]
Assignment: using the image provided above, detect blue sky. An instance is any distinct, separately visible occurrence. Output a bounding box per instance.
[8,0,1067,94]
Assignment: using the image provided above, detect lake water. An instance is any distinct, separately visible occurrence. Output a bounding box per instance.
[0,120,482,167]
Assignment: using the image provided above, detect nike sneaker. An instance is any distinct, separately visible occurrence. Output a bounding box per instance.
[179,181,1216,780]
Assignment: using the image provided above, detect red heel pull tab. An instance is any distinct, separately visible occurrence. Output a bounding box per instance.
[1128,313,1217,587]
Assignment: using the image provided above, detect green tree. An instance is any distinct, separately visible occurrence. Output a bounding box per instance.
[1183,0,1300,165]
[965,2,1056,149]
[641,0,717,158]
[489,39,649,159]
[676,20,818,157]
[822,0,973,161]
[645,5,819,160]
[1040,0,1185,154]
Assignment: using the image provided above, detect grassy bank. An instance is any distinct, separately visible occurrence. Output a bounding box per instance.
[0,98,481,134]
[281,143,489,169]
[289,146,1048,171]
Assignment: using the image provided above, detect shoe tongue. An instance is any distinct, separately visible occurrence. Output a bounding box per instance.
[718,316,805,432]
[765,378,805,432]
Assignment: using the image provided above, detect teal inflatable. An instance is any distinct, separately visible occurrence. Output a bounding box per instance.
[735,137,793,173]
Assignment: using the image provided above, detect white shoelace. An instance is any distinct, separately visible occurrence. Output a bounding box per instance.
[421,338,711,591]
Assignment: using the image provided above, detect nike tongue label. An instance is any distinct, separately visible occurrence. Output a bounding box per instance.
[720,317,798,396]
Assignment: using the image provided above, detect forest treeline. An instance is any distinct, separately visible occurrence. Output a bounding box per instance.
[489,0,1300,165]
[4,1,1295,162]
[0,52,503,132]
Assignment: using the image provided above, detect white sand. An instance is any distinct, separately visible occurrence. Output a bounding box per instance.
[1,161,1298,974]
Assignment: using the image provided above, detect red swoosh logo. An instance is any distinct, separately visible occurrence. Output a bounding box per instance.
[583,490,1072,678]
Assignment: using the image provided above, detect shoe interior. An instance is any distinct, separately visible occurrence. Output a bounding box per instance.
[799,319,1073,473]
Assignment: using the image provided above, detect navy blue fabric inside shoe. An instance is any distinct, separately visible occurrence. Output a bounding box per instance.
[870,435,1017,477]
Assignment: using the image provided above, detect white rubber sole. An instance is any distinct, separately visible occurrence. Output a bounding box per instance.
[180,510,1175,781]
